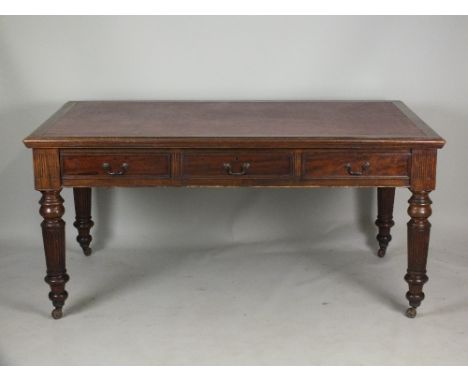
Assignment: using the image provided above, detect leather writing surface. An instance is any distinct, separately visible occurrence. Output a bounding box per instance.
[28,101,437,139]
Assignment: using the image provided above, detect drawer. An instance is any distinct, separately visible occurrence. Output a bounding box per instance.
[61,150,171,179]
[181,151,293,179]
[303,150,410,179]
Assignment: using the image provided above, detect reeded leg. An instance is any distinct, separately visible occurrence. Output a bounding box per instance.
[73,187,94,256]
[39,190,69,319]
[375,187,395,257]
[404,189,432,318]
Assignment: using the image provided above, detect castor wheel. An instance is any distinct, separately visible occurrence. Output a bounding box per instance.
[83,247,92,256]
[377,248,386,258]
[405,307,417,318]
[51,308,63,319]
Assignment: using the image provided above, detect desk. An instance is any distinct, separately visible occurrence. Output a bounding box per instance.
[23,101,445,319]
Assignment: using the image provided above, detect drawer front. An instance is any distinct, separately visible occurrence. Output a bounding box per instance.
[181,151,293,179]
[61,150,171,179]
[303,150,410,179]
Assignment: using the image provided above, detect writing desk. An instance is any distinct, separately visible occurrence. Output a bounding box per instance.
[23,101,445,319]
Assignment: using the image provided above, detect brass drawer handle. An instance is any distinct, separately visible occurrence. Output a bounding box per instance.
[102,162,129,176]
[345,161,370,176]
[223,162,250,176]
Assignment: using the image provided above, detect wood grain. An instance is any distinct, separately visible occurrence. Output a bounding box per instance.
[375,187,396,257]
[59,148,414,187]
[23,100,445,319]
[61,149,171,180]
[73,188,94,256]
[410,149,437,191]
[39,189,68,319]
[23,101,446,149]
[33,149,61,190]
[181,150,293,179]
[405,190,432,318]
[303,150,410,180]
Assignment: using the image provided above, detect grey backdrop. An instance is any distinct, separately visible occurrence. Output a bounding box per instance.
[1,16,466,246]
[1,16,467,365]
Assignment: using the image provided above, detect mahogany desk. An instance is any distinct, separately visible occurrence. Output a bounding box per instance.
[23,101,445,319]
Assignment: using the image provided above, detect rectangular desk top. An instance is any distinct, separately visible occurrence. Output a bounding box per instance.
[23,101,445,149]
[23,100,446,320]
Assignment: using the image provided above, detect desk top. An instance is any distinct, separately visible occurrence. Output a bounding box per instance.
[24,101,445,149]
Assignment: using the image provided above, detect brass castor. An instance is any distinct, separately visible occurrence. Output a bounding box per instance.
[51,308,63,319]
[377,248,386,258]
[405,307,417,318]
[83,247,92,256]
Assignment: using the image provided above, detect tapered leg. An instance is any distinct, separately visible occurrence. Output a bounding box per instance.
[39,190,69,319]
[375,187,395,257]
[404,189,432,318]
[73,187,94,256]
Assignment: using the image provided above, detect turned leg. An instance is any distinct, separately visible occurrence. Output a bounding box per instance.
[375,187,395,257]
[73,187,94,256]
[404,189,432,318]
[40,189,69,319]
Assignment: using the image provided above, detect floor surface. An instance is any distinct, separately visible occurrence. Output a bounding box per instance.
[1,224,467,365]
